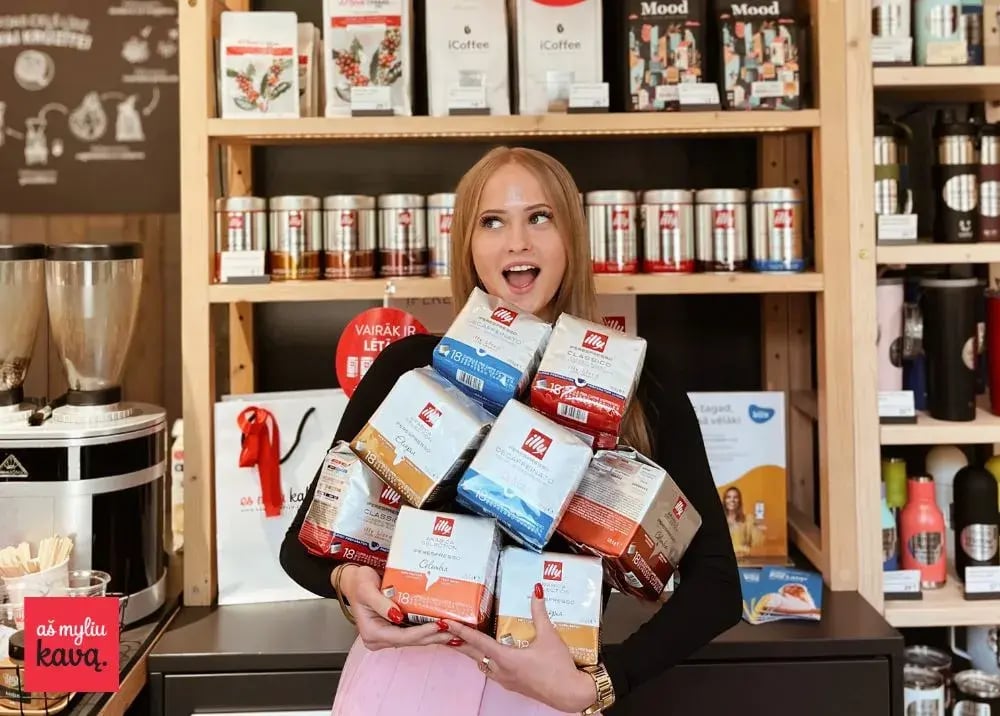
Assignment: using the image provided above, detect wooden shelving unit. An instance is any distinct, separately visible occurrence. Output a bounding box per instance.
[874,66,1000,100]
[885,573,1000,628]
[880,408,1000,447]
[877,241,1000,265]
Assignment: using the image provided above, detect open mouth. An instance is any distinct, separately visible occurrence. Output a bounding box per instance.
[502,263,540,292]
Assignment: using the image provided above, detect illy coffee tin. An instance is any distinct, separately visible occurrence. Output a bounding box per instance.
[269,195,322,281]
[905,645,955,709]
[214,196,266,281]
[427,193,455,278]
[751,187,805,273]
[905,664,947,715]
[378,194,427,278]
[695,188,748,272]
[640,190,695,273]
[953,670,1000,714]
[323,195,376,280]
[587,190,638,274]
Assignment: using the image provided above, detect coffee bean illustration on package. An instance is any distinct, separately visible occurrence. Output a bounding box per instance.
[625,0,706,111]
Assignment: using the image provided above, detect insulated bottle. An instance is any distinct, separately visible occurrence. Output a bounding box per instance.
[933,111,979,243]
[882,482,900,571]
[882,456,908,509]
[988,289,1000,414]
[877,278,905,391]
[980,123,1000,241]
[900,475,948,589]
[904,278,928,410]
[953,465,1000,579]
[920,277,979,421]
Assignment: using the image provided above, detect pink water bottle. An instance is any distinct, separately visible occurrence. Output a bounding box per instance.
[900,475,948,589]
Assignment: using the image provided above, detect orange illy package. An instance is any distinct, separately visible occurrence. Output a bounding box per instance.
[494,546,603,666]
[557,447,702,600]
[381,506,502,630]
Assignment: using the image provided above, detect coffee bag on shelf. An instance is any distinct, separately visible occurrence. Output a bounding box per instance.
[381,506,502,629]
[297,23,321,117]
[351,367,494,508]
[557,448,702,600]
[530,314,646,449]
[298,442,402,570]
[220,11,300,119]
[432,287,552,415]
[457,400,591,551]
[494,546,602,666]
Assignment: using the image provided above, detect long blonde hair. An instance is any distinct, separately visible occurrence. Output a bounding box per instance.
[449,146,653,457]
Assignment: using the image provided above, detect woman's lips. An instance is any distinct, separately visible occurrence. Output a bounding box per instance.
[503,266,540,293]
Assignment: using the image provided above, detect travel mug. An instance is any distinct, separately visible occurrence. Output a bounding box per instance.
[933,111,979,243]
[878,278,905,391]
[980,123,1000,241]
[900,475,948,589]
[920,277,979,421]
[987,289,1000,414]
[904,278,929,410]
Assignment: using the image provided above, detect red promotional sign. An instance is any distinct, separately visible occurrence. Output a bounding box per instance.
[23,596,120,693]
[336,307,428,397]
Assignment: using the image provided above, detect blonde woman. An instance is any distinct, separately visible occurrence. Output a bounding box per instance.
[280,147,741,715]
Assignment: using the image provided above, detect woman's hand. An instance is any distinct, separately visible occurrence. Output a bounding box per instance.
[337,565,456,652]
[443,583,597,713]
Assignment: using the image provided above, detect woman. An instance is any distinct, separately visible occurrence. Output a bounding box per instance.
[280,147,742,715]
[723,486,765,558]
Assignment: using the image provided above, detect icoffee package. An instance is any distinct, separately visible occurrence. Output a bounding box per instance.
[351,367,494,508]
[557,447,702,600]
[530,313,647,449]
[457,400,591,551]
[432,287,552,415]
[298,442,402,570]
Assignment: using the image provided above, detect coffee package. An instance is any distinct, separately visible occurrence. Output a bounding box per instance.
[298,442,402,570]
[351,367,494,508]
[512,0,604,114]
[382,506,502,629]
[495,546,603,666]
[432,287,552,415]
[624,0,707,111]
[558,448,702,600]
[220,11,300,119]
[530,314,647,449]
[457,400,591,551]
[425,0,511,117]
[716,0,803,111]
[322,0,413,117]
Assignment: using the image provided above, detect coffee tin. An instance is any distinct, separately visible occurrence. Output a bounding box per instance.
[953,670,1000,715]
[378,194,427,278]
[427,193,455,278]
[640,190,695,273]
[214,196,267,281]
[751,187,805,273]
[323,195,376,280]
[269,195,322,281]
[905,664,947,715]
[695,188,748,272]
[905,645,954,709]
[586,190,638,274]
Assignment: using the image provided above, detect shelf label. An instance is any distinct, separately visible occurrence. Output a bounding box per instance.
[568,82,609,112]
[350,86,393,116]
[219,250,268,283]
[871,37,913,65]
[877,214,919,243]
[964,566,1000,600]
[926,40,968,66]
[878,391,916,423]
[884,569,922,600]
[678,83,721,110]
[447,85,488,115]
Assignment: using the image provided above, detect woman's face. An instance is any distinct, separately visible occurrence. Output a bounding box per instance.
[724,489,741,511]
[469,162,568,316]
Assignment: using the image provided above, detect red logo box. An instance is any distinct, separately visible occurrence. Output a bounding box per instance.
[433,516,455,537]
[521,429,552,460]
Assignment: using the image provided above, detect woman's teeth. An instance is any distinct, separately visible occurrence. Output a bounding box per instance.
[503,266,540,290]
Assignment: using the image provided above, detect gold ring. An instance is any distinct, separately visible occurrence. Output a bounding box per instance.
[479,656,492,674]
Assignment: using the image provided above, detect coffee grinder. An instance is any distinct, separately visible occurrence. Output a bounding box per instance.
[0,245,45,428]
[0,243,168,625]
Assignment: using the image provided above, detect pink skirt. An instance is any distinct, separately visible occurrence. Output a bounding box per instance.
[331,636,581,716]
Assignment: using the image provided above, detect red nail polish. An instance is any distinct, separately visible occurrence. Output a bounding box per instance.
[388,607,404,624]
[534,582,544,599]
[447,638,464,646]
[436,619,449,632]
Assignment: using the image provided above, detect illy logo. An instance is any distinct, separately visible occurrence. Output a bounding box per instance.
[491,307,518,326]
[543,560,563,581]
[772,208,794,229]
[730,0,781,16]
[659,208,678,230]
[439,213,453,234]
[602,315,626,333]
[419,402,442,427]
[713,208,735,230]
[522,429,552,460]
[227,213,244,230]
[399,210,412,227]
[611,208,630,231]
[340,210,356,228]
[287,211,303,229]
[640,0,689,15]
[582,330,608,353]
[673,497,688,519]
[433,516,455,537]
[378,485,402,508]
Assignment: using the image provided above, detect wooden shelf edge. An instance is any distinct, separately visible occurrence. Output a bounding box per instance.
[874,65,1000,94]
[880,407,1000,446]
[884,572,1000,628]
[877,241,1000,265]
[788,504,824,573]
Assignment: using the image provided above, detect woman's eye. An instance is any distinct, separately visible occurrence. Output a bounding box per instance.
[479,215,503,229]
[529,211,552,225]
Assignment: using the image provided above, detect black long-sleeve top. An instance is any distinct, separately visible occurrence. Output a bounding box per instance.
[279,333,742,713]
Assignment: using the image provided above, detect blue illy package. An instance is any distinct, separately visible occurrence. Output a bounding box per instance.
[739,566,822,625]
[432,287,552,415]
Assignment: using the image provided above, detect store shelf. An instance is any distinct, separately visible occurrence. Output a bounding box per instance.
[877,241,1000,265]
[205,110,822,144]
[873,66,1000,99]
[788,504,823,573]
[207,272,825,303]
[880,407,1000,446]
[884,573,1000,628]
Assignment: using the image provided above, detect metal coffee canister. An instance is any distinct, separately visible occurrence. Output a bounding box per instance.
[214,196,267,281]
[323,195,376,280]
[915,0,967,65]
[953,670,1000,714]
[587,190,639,274]
[427,193,455,278]
[640,190,695,273]
[695,188,748,272]
[906,645,955,709]
[875,118,914,216]
[981,123,1000,241]
[905,664,947,715]
[378,193,427,278]
[269,195,322,281]
[933,111,979,243]
[751,187,805,272]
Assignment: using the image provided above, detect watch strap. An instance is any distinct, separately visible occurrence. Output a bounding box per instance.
[580,663,615,715]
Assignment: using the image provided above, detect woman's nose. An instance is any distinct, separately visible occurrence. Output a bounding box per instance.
[505,222,530,252]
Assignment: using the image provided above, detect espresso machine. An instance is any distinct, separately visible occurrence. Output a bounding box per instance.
[0,243,168,625]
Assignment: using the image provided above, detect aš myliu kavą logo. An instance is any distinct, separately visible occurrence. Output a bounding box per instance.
[491,306,518,326]
[433,516,455,537]
[582,330,608,353]
[543,560,563,581]
[378,485,402,508]
[673,497,688,519]
[521,429,552,460]
[418,402,442,428]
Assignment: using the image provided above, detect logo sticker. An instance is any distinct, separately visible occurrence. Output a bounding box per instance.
[378,485,402,508]
[659,208,678,230]
[772,208,794,229]
[673,497,688,519]
[433,516,455,537]
[439,213,453,234]
[522,429,552,460]
[543,560,563,581]
[582,330,608,353]
[419,403,442,428]
[491,307,518,326]
[602,316,626,333]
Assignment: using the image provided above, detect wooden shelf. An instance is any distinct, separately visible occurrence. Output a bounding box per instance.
[884,573,1000,628]
[873,66,1000,99]
[206,111,822,144]
[880,407,1000,446]
[877,241,1000,265]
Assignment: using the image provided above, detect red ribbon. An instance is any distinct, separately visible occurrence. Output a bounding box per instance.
[237,407,284,518]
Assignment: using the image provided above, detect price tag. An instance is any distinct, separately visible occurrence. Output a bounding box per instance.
[568,82,609,113]
[964,566,1000,600]
[219,250,268,284]
[350,86,393,117]
[883,569,922,600]
[878,391,916,423]
[876,214,919,242]
[678,83,721,110]
[447,85,488,115]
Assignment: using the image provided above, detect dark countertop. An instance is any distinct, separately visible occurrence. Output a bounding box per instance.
[148,589,901,675]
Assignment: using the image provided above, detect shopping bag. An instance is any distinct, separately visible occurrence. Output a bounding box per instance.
[214,389,349,605]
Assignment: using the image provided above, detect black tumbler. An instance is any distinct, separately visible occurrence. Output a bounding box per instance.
[953,465,1000,580]
[920,277,980,421]
[932,112,979,244]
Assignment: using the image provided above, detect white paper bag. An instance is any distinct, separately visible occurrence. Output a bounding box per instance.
[214,389,349,605]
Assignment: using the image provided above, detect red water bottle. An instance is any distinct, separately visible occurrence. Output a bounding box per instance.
[899,475,948,589]
[988,289,1000,415]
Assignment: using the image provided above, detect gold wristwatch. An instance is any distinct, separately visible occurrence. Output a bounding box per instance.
[580,663,615,715]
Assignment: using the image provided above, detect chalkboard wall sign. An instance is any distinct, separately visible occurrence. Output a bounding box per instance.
[0,1,178,214]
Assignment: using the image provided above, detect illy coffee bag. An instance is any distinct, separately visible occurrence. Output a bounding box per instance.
[457,400,592,551]
[298,442,402,569]
[382,506,502,629]
[432,287,552,415]
[716,0,803,111]
[351,367,494,508]
[495,546,603,666]
[530,313,647,449]
[557,448,702,600]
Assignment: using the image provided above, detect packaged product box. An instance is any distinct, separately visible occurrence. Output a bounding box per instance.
[432,287,552,415]
[457,400,592,551]
[739,566,822,625]
[494,546,603,666]
[298,441,402,570]
[220,11,300,119]
[351,367,494,508]
[558,447,702,600]
[688,391,788,564]
[297,23,321,117]
[530,313,647,449]
[381,506,502,629]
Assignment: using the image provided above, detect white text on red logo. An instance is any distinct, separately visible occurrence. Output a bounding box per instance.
[582,330,608,353]
[522,429,552,460]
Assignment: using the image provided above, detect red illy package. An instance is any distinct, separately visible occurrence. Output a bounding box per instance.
[530,314,647,449]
